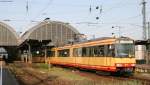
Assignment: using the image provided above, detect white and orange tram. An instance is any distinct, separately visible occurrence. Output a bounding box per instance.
[48,37,136,75]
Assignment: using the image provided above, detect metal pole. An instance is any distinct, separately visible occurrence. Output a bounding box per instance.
[28,44,30,63]
[0,56,2,85]
[148,22,150,64]
[45,21,47,64]
[142,0,147,40]
[29,44,32,63]
[44,47,47,64]
[148,22,150,39]
[46,22,48,40]
[118,26,121,38]
[27,42,32,63]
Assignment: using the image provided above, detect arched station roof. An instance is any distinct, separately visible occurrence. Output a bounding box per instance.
[0,22,19,46]
[21,20,80,46]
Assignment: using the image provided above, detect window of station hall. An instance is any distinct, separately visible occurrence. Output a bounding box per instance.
[58,49,70,57]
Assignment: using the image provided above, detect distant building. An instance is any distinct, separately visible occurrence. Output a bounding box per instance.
[135,40,150,64]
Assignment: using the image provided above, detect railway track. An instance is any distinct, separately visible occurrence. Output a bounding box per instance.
[20,64,150,85]
[72,69,150,85]
[9,63,55,85]
[9,63,150,85]
[130,76,150,84]
[51,65,150,85]
[21,68,57,85]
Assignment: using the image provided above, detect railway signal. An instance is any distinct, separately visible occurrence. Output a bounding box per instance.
[89,4,103,20]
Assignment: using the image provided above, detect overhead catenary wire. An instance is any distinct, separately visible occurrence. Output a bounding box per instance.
[88,0,139,22]
[80,9,149,27]
[0,0,13,2]
[26,0,28,14]
[32,0,53,20]
[21,0,53,33]
[105,10,150,26]
[19,0,149,36]
[101,0,130,15]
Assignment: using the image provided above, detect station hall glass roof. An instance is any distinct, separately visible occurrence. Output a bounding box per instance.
[20,20,80,46]
[0,22,18,46]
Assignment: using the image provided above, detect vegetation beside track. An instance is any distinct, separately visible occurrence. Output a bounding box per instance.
[8,62,149,85]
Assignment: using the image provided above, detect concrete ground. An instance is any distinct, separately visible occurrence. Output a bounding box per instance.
[2,68,19,85]
[0,61,19,85]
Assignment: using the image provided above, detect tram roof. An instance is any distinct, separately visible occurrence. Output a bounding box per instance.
[53,37,133,49]
[74,37,132,44]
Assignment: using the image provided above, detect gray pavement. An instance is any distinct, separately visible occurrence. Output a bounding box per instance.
[1,68,19,85]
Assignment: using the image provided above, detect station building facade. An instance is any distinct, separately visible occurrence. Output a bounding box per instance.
[19,20,81,62]
[0,21,19,61]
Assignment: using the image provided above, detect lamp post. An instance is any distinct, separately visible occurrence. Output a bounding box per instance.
[26,41,32,63]
[31,18,51,64]
[44,19,50,64]
[43,44,47,64]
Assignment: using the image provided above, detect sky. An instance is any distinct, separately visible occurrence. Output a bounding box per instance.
[0,0,150,40]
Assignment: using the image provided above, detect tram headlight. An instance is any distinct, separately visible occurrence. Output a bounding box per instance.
[131,63,135,66]
[116,64,123,67]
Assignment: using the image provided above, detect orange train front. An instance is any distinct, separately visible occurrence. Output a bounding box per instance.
[48,37,136,75]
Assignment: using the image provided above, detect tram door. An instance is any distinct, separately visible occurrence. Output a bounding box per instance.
[105,45,114,66]
[74,48,82,65]
[106,57,111,66]
[104,45,108,66]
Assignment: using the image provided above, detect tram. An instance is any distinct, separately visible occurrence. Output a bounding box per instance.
[48,37,136,75]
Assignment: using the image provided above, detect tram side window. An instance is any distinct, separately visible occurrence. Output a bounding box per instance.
[78,48,82,57]
[93,46,99,56]
[97,46,104,57]
[74,47,91,57]
[105,45,115,57]
[89,46,104,57]
[82,47,87,57]
[47,51,55,57]
[82,46,105,57]
[89,46,95,57]
[73,48,82,57]
[58,49,70,57]
[83,47,92,57]
[73,46,105,57]
[73,48,78,56]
